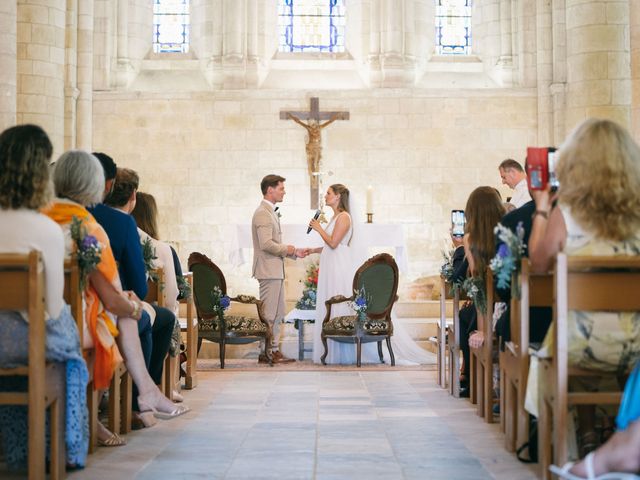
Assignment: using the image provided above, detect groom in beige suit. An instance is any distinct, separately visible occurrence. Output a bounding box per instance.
[252,174,307,364]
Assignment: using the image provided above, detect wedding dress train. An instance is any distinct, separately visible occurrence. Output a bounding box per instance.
[311,213,433,366]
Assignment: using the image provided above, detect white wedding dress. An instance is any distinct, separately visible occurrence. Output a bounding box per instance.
[311,212,433,365]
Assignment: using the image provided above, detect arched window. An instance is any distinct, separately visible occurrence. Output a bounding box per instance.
[153,0,190,53]
[278,0,346,53]
[435,0,472,55]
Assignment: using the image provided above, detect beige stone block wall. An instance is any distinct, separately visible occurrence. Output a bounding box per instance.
[565,0,631,132]
[631,0,640,140]
[0,0,17,130]
[17,0,66,154]
[92,88,536,299]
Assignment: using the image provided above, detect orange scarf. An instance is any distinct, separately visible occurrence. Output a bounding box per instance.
[44,200,121,390]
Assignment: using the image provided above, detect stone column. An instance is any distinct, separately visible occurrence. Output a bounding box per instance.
[565,0,630,131]
[64,0,79,150]
[222,0,246,88]
[379,0,414,87]
[17,0,67,155]
[76,0,93,149]
[113,0,134,88]
[0,0,17,130]
[631,0,640,139]
[535,0,553,145]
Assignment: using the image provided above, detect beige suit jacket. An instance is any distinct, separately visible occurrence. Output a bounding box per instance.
[251,201,290,280]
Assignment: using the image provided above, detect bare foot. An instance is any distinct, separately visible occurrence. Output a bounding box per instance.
[570,420,640,477]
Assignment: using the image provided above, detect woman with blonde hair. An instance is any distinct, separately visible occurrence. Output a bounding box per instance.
[527,118,640,475]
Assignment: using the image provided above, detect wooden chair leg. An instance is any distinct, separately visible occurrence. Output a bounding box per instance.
[516,381,530,452]
[108,366,122,435]
[504,377,516,452]
[476,358,484,417]
[377,341,384,363]
[539,396,553,480]
[219,339,226,369]
[483,355,494,423]
[385,336,395,366]
[120,371,132,434]
[500,361,506,434]
[469,351,477,405]
[321,335,328,365]
[184,303,198,389]
[356,338,362,368]
[87,383,98,453]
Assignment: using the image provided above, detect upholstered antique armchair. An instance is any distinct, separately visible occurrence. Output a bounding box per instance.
[321,253,399,367]
[188,252,272,368]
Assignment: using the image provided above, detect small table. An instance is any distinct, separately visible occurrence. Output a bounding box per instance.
[284,308,316,360]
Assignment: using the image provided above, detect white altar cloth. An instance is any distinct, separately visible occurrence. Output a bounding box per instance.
[229,223,409,273]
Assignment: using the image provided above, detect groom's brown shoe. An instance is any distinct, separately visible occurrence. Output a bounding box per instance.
[258,353,270,364]
[272,351,295,364]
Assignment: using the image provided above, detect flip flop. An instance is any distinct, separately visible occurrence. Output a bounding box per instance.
[97,432,127,447]
[550,453,640,480]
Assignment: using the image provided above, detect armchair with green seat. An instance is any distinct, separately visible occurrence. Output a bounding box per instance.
[188,252,272,368]
[321,253,399,367]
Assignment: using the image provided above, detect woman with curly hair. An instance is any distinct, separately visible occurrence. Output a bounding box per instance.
[0,124,89,470]
[528,118,640,473]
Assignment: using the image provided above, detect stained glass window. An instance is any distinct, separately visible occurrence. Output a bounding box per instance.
[153,0,190,53]
[435,0,472,55]
[278,0,346,53]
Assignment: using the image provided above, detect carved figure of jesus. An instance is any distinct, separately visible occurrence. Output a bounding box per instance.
[287,112,339,188]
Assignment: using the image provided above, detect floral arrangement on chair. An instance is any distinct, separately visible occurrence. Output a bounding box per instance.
[440,247,462,294]
[141,237,159,282]
[176,274,192,300]
[295,261,319,310]
[349,286,370,319]
[70,216,102,290]
[211,286,231,321]
[489,222,525,299]
[461,276,487,316]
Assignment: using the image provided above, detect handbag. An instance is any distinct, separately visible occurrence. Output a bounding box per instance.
[616,362,640,431]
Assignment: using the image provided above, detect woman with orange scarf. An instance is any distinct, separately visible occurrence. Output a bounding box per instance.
[45,150,189,442]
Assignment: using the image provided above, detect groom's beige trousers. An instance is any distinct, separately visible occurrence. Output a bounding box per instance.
[259,278,286,352]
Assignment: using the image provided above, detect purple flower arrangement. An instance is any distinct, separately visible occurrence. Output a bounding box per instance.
[70,216,102,290]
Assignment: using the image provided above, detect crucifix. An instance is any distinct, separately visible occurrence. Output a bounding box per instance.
[280,97,349,209]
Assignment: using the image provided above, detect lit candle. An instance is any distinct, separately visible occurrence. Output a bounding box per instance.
[366,185,373,213]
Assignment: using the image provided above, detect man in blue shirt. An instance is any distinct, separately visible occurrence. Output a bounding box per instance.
[90,153,175,416]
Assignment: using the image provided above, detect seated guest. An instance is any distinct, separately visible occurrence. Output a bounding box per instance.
[47,150,189,424]
[131,191,183,400]
[131,192,179,314]
[462,186,506,349]
[527,118,640,457]
[0,125,89,469]
[88,155,176,420]
[551,362,640,479]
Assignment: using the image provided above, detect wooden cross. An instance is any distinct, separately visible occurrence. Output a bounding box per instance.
[280,97,349,209]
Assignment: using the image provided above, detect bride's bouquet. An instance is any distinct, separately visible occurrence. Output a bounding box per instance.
[296,261,319,310]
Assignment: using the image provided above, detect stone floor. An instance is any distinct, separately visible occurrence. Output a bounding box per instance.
[64,367,537,480]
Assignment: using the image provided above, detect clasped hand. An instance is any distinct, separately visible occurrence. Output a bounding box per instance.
[295,248,310,258]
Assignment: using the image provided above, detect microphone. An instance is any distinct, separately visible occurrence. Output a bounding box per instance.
[307,210,321,234]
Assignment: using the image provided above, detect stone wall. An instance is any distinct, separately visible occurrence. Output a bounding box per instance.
[92,88,537,299]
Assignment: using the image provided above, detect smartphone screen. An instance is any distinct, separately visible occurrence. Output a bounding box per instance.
[547,148,560,192]
[451,210,465,237]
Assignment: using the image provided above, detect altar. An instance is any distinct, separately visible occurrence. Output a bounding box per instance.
[229,223,409,272]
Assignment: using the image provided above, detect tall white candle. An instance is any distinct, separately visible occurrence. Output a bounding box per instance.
[366,185,373,213]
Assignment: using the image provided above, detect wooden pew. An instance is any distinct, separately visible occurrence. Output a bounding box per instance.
[63,259,98,453]
[499,259,552,452]
[145,268,180,400]
[469,268,496,423]
[448,287,468,398]
[63,259,132,439]
[539,254,640,479]
[437,276,448,388]
[0,252,66,479]
[180,272,198,389]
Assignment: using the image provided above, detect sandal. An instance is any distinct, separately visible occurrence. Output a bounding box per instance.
[138,397,190,420]
[550,452,640,480]
[97,432,127,447]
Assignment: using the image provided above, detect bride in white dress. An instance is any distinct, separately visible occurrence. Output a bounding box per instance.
[308,184,433,365]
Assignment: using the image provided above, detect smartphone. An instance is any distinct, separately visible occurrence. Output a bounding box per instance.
[526,147,552,191]
[451,210,465,237]
[547,148,560,192]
